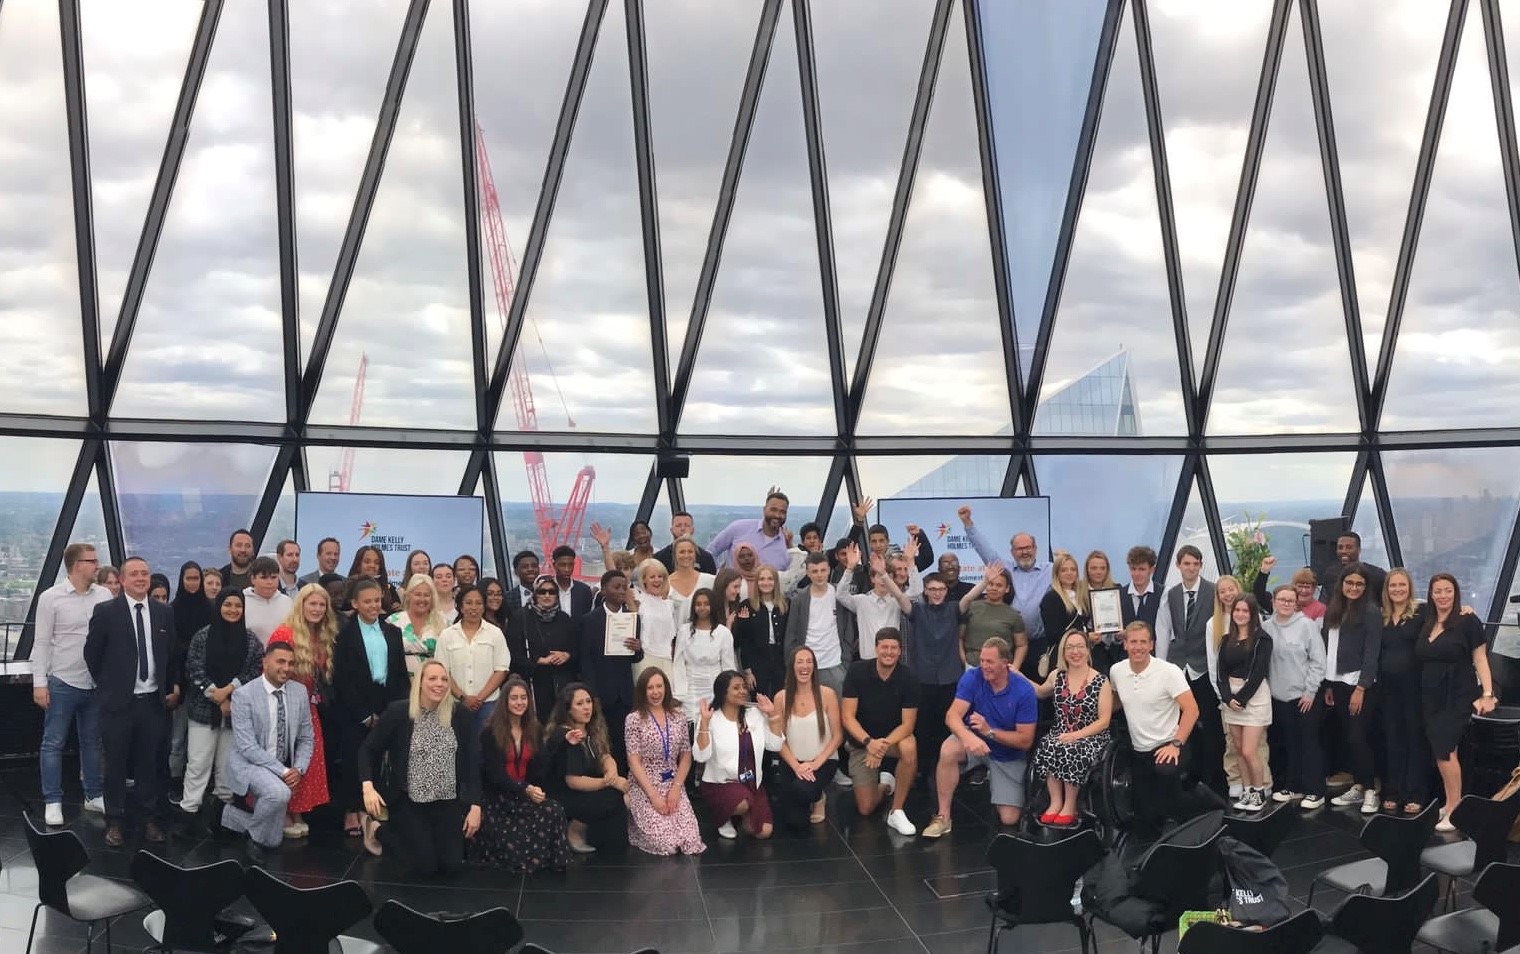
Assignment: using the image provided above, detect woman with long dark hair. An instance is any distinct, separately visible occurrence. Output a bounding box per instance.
[694,671,781,840]
[626,521,656,566]
[542,682,628,854]
[474,676,570,872]
[347,545,400,614]
[1418,572,1498,831]
[480,577,508,629]
[767,647,842,832]
[1218,595,1273,812]
[1324,563,1383,814]
[507,576,577,721]
[675,589,735,712]
[625,668,703,855]
[179,590,263,815]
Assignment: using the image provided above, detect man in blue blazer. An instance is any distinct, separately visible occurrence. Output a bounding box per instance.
[219,639,314,862]
[84,556,178,847]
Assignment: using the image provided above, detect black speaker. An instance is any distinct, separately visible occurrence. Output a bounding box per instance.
[1308,517,1349,579]
[657,454,690,479]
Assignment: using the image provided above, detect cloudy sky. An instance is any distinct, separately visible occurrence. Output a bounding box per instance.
[3,0,1520,558]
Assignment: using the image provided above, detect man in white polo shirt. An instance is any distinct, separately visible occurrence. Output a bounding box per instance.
[1110,620,1203,831]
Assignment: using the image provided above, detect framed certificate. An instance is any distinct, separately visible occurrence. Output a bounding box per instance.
[1089,586,1123,635]
[604,612,637,656]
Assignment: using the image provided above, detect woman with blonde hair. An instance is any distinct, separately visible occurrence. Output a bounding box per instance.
[268,583,338,836]
[1037,551,1088,678]
[668,536,716,622]
[389,574,448,675]
[1083,550,1112,592]
[633,558,680,681]
[1031,631,1113,825]
[733,564,788,695]
[1378,568,1429,813]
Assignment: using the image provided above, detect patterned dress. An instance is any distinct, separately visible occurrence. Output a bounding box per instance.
[1033,670,1111,785]
[624,710,705,855]
[274,625,330,814]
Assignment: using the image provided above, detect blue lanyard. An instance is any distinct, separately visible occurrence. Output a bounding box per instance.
[653,711,671,763]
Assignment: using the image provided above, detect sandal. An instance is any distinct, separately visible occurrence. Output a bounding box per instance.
[1403,802,1423,815]
[1381,800,1398,813]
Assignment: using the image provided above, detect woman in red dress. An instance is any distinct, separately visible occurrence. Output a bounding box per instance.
[269,583,338,837]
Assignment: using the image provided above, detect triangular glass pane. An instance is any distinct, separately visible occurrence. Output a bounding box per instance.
[114,0,283,420]
[1149,0,1274,373]
[645,1,753,359]
[976,0,1107,377]
[818,479,851,549]
[310,2,474,430]
[857,4,1009,436]
[263,469,297,557]
[493,1,656,436]
[812,0,931,381]
[1349,472,1389,572]
[1209,6,1360,435]
[0,438,86,615]
[1178,470,1225,582]
[1208,452,1356,588]
[1383,6,1520,429]
[492,452,653,575]
[472,0,591,365]
[55,470,113,584]
[1035,6,1185,436]
[682,11,833,435]
[1037,455,1183,566]
[112,442,277,572]
[1383,447,1520,612]
[290,0,409,361]
[0,0,87,415]
[648,478,675,552]
[80,0,200,343]
[1320,0,1447,375]
[459,470,498,580]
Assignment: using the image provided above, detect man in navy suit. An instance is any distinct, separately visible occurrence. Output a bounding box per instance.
[84,556,179,846]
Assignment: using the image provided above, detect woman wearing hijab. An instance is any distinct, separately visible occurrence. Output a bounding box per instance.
[178,590,264,815]
[169,562,212,783]
[507,576,579,722]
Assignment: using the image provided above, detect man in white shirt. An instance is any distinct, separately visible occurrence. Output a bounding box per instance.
[275,540,302,597]
[1110,621,1207,831]
[783,552,856,695]
[834,544,903,662]
[32,543,113,825]
[242,557,294,646]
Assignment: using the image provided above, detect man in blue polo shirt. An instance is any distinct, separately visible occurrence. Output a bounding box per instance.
[922,637,1037,837]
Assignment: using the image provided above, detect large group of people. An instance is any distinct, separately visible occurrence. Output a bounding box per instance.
[26,489,1510,877]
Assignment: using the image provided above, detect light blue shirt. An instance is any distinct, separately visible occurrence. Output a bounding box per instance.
[358,617,388,684]
[708,518,790,572]
[966,523,1051,644]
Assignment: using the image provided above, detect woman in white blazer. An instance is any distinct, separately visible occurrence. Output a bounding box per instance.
[693,670,782,840]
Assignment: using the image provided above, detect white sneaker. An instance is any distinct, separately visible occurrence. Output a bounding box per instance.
[1232,791,1255,811]
[1330,785,1364,807]
[886,809,916,836]
[1435,813,1457,833]
[1300,794,1326,810]
[717,821,737,840]
[43,803,63,827]
[82,797,105,814]
[1361,789,1380,815]
[1272,790,1298,803]
[879,771,896,797]
[1243,789,1265,812]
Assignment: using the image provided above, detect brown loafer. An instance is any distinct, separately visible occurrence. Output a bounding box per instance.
[104,824,125,848]
[144,821,166,844]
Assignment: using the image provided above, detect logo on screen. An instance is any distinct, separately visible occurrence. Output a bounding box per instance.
[936,522,949,539]
[358,521,377,541]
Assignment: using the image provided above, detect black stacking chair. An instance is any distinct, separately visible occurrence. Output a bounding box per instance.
[1085,811,1226,954]
[242,866,382,954]
[372,900,524,954]
[1223,799,1298,857]
[985,828,1105,954]
[1307,801,1438,907]
[1419,795,1520,910]
[1178,909,1324,953]
[1416,862,1520,954]
[131,851,250,952]
[22,812,151,954]
[1312,872,1437,953]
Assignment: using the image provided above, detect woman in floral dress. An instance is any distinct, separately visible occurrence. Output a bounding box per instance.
[624,668,704,855]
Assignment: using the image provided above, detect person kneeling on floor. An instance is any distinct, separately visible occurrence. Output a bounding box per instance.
[219,640,313,863]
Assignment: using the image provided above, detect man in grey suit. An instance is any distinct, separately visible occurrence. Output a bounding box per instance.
[219,639,313,862]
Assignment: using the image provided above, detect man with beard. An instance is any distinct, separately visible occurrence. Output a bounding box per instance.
[709,490,791,572]
[958,506,1051,669]
[1317,531,1387,604]
[220,529,256,591]
[938,552,973,603]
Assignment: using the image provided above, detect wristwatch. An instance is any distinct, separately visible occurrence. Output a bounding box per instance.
[1167,739,1184,748]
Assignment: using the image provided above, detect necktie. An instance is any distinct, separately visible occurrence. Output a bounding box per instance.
[1184,589,1196,631]
[273,688,289,763]
[134,603,149,682]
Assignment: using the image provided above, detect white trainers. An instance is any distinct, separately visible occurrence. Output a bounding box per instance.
[1435,813,1457,833]
[1361,789,1380,815]
[1232,790,1255,811]
[1300,794,1326,810]
[717,821,737,840]
[43,803,64,827]
[82,796,105,814]
[878,771,896,797]
[886,809,916,836]
[1272,790,1298,803]
[1330,785,1364,807]
[1244,788,1266,812]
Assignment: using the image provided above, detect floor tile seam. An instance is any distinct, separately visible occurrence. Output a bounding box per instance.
[824,815,932,954]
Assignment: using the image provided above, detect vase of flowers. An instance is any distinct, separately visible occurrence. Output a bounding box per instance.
[1226,513,1272,593]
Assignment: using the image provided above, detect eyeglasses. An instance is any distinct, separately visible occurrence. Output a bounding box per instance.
[1343,579,1366,589]
[535,588,558,596]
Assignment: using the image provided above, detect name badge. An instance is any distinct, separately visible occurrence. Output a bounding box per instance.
[659,769,675,783]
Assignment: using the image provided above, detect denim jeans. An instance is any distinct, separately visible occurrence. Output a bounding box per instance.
[39,677,103,804]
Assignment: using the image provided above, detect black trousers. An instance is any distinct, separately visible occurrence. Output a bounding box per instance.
[1269,696,1326,798]
[1326,682,1376,789]
[604,700,632,772]
[770,760,838,835]
[377,797,465,877]
[1378,670,1428,804]
[915,682,958,776]
[1186,672,1227,796]
[102,693,168,824]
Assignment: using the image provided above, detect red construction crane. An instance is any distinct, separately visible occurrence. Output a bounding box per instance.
[475,121,595,560]
[329,351,368,492]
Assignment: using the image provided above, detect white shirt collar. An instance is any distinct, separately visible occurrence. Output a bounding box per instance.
[1127,582,1155,597]
[261,676,284,695]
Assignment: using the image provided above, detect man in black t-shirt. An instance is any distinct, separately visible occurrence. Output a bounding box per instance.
[841,627,920,836]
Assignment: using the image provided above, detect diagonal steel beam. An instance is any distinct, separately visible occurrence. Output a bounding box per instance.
[480,450,509,575]
[1480,0,1520,304]
[249,444,297,549]
[1156,454,1199,588]
[454,0,489,433]
[1366,450,1402,568]
[95,439,124,563]
[624,0,672,438]
[57,0,103,420]
[267,0,301,426]
[1195,455,1231,575]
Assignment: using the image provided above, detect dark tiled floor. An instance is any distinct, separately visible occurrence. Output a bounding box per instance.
[0,767,1503,953]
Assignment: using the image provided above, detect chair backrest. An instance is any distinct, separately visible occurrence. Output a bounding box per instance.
[129,851,245,951]
[1177,909,1324,954]
[1131,822,1226,916]
[1473,862,1520,951]
[1450,795,1520,871]
[22,812,90,915]
[243,866,372,954]
[1360,801,1438,895]
[373,900,525,954]
[1327,872,1438,953]
[1222,801,1298,857]
[985,829,1105,925]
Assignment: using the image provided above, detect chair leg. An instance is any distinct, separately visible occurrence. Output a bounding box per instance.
[24,903,40,954]
[1077,918,1091,954]
[986,917,999,954]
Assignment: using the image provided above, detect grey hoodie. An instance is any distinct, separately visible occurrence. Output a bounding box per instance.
[1263,610,1326,702]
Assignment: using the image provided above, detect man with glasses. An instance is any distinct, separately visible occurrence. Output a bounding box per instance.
[882,560,965,777]
[958,506,1051,676]
[33,543,113,826]
[1110,621,1204,831]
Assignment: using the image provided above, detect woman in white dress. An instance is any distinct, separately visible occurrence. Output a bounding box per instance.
[667,537,715,624]
[675,589,736,712]
[633,559,680,681]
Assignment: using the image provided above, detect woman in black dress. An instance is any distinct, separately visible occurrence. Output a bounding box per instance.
[732,565,787,696]
[1417,573,1498,831]
[474,677,570,872]
[541,682,629,854]
[507,577,578,722]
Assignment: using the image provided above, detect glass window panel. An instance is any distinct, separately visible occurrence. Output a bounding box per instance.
[112,442,277,574]
[1382,7,1520,430]
[1350,472,1390,573]
[1383,447,1520,613]
[80,0,200,343]
[1209,6,1360,435]
[818,480,852,547]
[856,4,1009,436]
[493,0,657,436]
[1036,6,1185,437]
[1319,0,1446,374]
[290,0,408,361]
[0,0,88,415]
[492,452,652,575]
[681,456,831,547]
[644,0,752,358]
[860,455,1009,502]
[114,0,284,420]
[53,471,113,585]
[812,0,930,380]
[682,11,834,436]
[1149,0,1273,372]
[977,0,1107,377]
[1036,455,1183,569]
[0,439,85,624]
[305,446,470,497]
[1209,453,1356,588]
[310,1,475,431]
[1178,471,1225,582]
[264,470,297,559]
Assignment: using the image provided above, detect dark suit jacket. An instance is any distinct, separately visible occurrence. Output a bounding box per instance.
[578,607,642,707]
[84,595,177,712]
[654,543,717,575]
[358,699,481,807]
[561,580,595,620]
[332,615,409,729]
